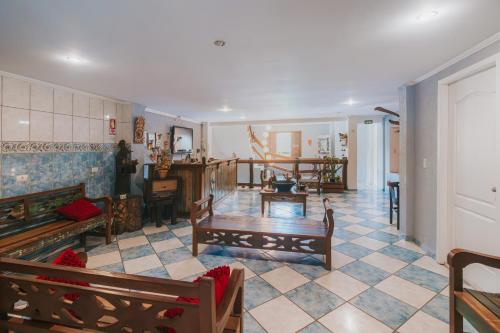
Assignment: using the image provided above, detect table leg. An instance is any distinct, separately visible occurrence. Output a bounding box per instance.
[171,199,177,225]
[261,199,265,216]
[303,200,307,216]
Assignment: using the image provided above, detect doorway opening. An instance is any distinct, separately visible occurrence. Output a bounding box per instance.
[356,122,384,190]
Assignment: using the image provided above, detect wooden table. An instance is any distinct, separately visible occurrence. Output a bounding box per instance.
[260,188,309,216]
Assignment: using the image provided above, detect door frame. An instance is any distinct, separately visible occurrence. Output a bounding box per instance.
[436,53,500,264]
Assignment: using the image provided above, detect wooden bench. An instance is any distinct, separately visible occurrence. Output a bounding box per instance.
[191,195,334,270]
[449,249,500,333]
[0,257,244,332]
[0,184,112,260]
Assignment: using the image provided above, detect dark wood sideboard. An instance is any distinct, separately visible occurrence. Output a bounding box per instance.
[168,158,238,215]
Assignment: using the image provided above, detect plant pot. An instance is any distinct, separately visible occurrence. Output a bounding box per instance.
[322,182,344,193]
[156,167,169,179]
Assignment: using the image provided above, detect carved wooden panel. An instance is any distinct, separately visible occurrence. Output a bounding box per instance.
[197,230,325,254]
[0,274,199,333]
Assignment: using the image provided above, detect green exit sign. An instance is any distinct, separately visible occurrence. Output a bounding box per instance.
[364,120,374,124]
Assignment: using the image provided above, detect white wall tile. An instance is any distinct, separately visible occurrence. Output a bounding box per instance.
[54,88,73,115]
[116,103,132,123]
[89,97,104,119]
[30,83,53,112]
[2,106,29,141]
[90,118,104,143]
[30,110,53,142]
[103,100,116,120]
[73,116,89,143]
[117,122,132,143]
[53,114,73,142]
[73,94,90,117]
[2,76,30,109]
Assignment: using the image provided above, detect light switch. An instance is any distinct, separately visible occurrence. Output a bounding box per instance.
[16,175,28,183]
[423,158,428,169]
[91,167,99,173]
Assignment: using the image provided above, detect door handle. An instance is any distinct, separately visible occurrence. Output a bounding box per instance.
[492,187,497,193]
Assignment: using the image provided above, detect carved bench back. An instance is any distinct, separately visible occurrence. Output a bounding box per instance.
[0,258,216,333]
[0,184,86,239]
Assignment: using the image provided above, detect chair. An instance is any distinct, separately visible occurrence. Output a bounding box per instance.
[387,181,400,230]
[260,168,273,189]
[297,165,322,194]
[448,249,500,333]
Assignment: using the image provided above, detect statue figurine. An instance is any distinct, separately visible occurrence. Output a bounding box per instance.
[115,140,139,195]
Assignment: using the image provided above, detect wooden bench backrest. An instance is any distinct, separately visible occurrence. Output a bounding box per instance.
[191,195,335,238]
[0,257,228,333]
[0,184,86,239]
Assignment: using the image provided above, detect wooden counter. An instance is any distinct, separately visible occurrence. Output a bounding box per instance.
[168,158,238,215]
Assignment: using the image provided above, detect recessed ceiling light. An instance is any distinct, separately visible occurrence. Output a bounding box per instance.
[58,54,88,65]
[416,10,439,21]
[218,106,232,112]
[214,40,226,47]
[343,98,357,106]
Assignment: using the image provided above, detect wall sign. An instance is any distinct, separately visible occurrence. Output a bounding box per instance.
[109,119,116,135]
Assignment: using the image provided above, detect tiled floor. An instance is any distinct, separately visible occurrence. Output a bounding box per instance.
[86,189,474,333]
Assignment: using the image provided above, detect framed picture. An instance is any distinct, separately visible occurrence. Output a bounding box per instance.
[318,135,330,154]
[109,119,116,135]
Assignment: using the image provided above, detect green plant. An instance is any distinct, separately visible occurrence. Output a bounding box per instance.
[322,156,344,183]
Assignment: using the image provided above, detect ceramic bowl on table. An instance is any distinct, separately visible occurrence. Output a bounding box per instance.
[272,180,296,192]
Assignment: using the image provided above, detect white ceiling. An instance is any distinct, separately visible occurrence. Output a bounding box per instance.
[0,0,499,122]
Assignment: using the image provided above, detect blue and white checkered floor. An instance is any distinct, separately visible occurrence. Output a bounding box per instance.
[86,189,471,333]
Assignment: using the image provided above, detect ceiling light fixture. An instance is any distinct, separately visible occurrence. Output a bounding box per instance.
[343,98,357,106]
[58,54,89,65]
[218,106,232,112]
[240,115,246,120]
[214,40,226,47]
[416,10,439,21]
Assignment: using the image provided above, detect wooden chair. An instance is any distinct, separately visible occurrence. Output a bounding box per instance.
[260,169,273,189]
[297,165,322,195]
[448,249,500,333]
[387,181,400,230]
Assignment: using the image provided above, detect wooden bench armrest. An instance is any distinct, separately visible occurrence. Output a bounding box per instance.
[448,249,500,271]
[191,195,214,226]
[216,268,244,331]
[85,195,113,244]
[322,198,334,238]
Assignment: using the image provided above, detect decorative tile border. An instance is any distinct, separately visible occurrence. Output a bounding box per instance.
[1,142,116,153]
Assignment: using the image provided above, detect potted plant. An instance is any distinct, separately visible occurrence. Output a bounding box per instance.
[321,156,345,193]
[155,140,172,179]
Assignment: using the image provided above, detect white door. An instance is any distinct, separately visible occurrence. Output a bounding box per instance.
[448,65,500,292]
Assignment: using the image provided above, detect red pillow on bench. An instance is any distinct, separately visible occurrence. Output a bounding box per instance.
[37,248,90,302]
[164,266,231,319]
[57,198,102,221]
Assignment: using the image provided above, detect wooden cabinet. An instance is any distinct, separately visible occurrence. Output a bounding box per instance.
[169,159,238,215]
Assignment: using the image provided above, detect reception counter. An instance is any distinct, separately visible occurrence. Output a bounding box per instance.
[168,158,238,215]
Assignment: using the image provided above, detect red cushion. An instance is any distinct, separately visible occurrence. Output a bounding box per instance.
[38,249,89,302]
[57,198,102,221]
[164,266,231,320]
